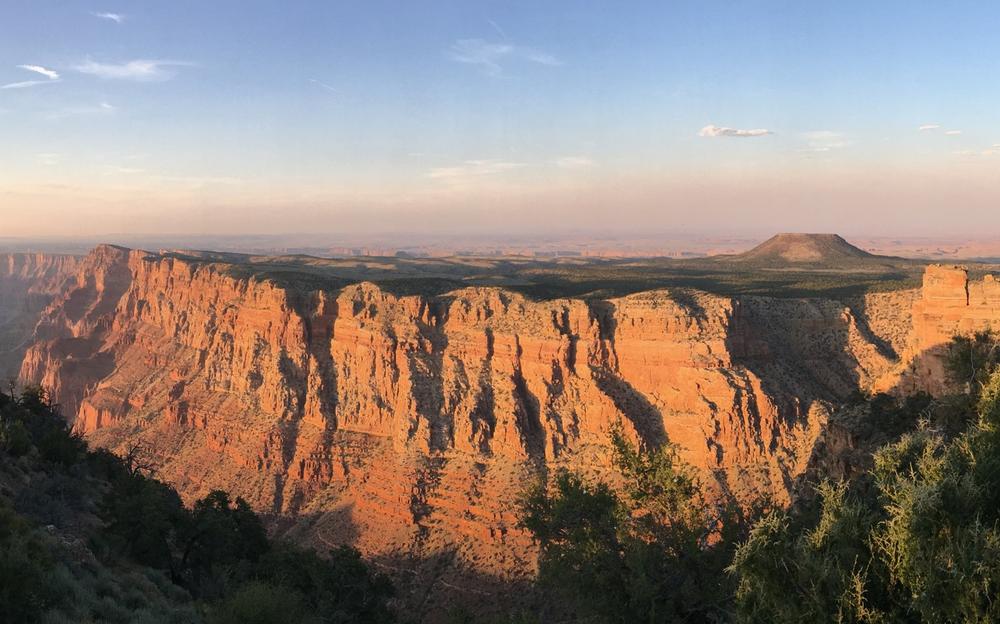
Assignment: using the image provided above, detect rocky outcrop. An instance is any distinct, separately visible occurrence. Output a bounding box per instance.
[0,253,80,377]
[883,265,1000,394]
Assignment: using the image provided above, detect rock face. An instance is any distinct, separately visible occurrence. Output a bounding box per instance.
[12,246,997,618]
[884,265,1000,394]
[0,253,80,377]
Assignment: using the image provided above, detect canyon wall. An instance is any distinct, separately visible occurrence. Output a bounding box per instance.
[0,253,80,378]
[881,265,1000,394]
[13,247,999,618]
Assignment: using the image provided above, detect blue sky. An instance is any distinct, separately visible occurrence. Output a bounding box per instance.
[2,1,999,237]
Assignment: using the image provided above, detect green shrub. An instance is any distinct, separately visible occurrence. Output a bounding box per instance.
[1,419,32,456]
[978,369,1000,425]
[208,581,309,624]
[0,504,61,623]
[520,427,741,623]
[253,542,395,623]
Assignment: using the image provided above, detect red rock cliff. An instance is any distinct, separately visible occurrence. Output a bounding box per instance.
[0,252,80,376]
[883,265,1000,394]
[16,245,934,618]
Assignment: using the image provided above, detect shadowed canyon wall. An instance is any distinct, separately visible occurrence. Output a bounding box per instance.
[5,247,998,618]
[0,253,80,378]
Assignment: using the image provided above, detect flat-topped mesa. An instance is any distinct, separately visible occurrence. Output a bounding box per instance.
[734,232,879,264]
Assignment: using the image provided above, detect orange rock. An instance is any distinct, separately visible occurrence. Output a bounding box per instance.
[18,246,998,614]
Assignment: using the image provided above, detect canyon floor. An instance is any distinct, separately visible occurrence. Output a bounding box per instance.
[2,233,999,620]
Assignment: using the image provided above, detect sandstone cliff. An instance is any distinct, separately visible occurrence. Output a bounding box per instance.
[0,252,80,377]
[15,247,999,619]
[878,264,1000,395]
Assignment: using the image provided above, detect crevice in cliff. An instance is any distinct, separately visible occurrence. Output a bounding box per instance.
[512,335,545,463]
[590,365,667,449]
[409,302,450,452]
[470,328,497,454]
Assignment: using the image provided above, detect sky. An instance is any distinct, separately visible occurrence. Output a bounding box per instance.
[2,0,1000,239]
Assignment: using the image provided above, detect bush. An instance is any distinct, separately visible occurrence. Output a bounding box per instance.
[208,581,309,624]
[0,503,62,623]
[946,329,1000,391]
[251,542,395,623]
[731,407,1000,622]
[520,426,741,623]
[1,420,32,456]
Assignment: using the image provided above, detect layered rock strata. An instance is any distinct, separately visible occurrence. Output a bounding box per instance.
[881,265,1000,394]
[0,253,80,377]
[15,248,999,619]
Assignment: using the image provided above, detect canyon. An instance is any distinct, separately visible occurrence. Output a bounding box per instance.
[1,239,998,618]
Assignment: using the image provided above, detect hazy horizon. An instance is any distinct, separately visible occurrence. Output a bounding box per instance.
[4,1,1000,238]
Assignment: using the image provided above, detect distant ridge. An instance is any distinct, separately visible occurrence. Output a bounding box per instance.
[733,233,880,264]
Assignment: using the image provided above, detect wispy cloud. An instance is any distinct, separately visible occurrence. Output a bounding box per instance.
[944,130,962,136]
[487,19,508,40]
[1,79,54,90]
[449,39,561,75]
[2,64,61,89]
[44,101,116,120]
[93,12,124,23]
[918,124,941,131]
[18,64,59,80]
[308,78,337,94]
[800,130,848,152]
[428,159,528,179]
[74,59,192,81]
[699,124,772,138]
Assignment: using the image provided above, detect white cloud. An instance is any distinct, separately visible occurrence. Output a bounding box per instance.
[944,130,962,136]
[918,124,941,131]
[699,124,772,138]
[1,79,55,89]
[428,159,527,179]
[2,64,62,88]
[449,39,561,75]
[554,156,595,168]
[17,64,59,80]
[800,130,848,152]
[93,12,124,23]
[74,59,191,81]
